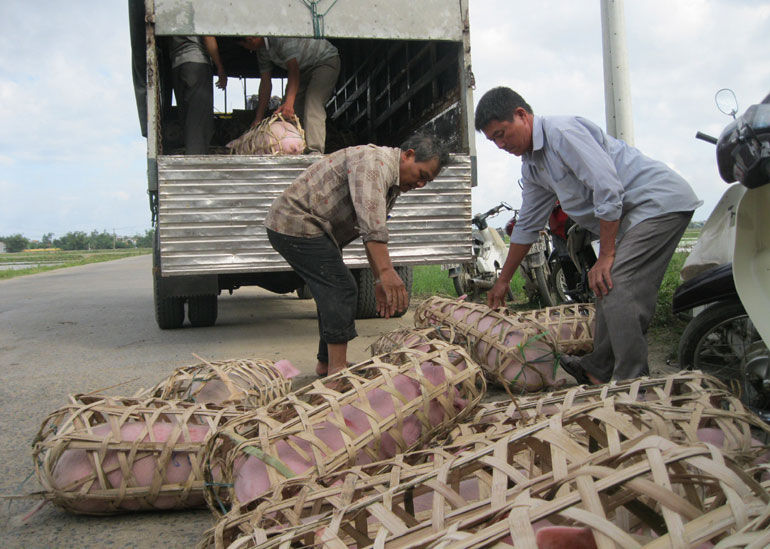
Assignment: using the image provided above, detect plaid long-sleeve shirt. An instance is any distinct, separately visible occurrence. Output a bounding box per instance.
[264,145,401,248]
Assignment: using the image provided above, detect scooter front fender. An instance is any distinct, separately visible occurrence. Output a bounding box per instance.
[672,263,736,314]
[733,183,770,341]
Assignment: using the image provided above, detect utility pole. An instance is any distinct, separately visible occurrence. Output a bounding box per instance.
[600,0,634,145]
[113,228,117,250]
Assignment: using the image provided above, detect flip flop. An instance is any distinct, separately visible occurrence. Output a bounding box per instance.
[559,356,592,386]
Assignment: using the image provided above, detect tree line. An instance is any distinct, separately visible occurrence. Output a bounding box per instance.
[0,230,154,253]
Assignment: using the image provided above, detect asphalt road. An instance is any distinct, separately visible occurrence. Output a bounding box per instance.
[0,255,418,548]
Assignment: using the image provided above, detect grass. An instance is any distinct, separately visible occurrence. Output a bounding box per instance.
[0,249,151,280]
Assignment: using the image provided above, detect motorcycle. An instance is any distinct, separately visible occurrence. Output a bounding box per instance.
[673,89,770,418]
[447,202,516,301]
[505,203,598,306]
[545,203,598,304]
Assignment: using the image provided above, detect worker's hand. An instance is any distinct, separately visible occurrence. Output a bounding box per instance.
[275,102,295,120]
[216,71,227,90]
[486,278,510,309]
[588,254,614,298]
[375,268,408,319]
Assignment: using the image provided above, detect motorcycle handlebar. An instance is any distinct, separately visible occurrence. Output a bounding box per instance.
[696,131,718,145]
[475,202,513,222]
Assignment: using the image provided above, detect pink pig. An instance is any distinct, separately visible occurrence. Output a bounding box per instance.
[232,359,472,506]
[51,421,215,513]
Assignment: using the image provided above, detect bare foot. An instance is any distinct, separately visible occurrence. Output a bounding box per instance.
[316,361,328,376]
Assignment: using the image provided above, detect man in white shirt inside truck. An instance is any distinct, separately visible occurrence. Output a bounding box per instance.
[475,86,701,385]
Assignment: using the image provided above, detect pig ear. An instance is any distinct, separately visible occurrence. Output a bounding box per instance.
[273,359,300,379]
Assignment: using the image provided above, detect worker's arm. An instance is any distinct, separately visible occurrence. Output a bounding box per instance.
[253,71,273,126]
[275,58,300,120]
[588,218,619,298]
[364,241,407,319]
[203,36,227,89]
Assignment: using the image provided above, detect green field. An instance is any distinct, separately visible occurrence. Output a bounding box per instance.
[0,249,151,280]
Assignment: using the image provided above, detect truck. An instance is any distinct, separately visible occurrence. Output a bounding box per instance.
[129,0,476,329]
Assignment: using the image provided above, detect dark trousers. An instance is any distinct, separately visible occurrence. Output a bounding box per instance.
[266,229,358,364]
[171,62,213,154]
[578,211,693,381]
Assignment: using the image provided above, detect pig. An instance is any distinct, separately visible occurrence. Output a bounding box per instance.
[511,304,596,355]
[227,115,305,155]
[415,296,564,391]
[145,357,298,408]
[203,341,485,513]
[34,398,239,515]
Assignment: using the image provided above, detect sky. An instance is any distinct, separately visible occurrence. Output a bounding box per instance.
[1,1,769,240]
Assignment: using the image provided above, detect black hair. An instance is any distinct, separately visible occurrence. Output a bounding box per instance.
[474,87,533,132]
[400,133,450,169]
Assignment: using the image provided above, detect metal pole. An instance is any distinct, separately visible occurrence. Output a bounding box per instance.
[600,0,634,145]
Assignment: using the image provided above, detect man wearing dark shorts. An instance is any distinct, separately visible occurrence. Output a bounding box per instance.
[265,134,448,376]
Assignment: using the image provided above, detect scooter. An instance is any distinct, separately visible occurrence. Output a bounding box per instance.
[673,89,770,417]
[446,202,515,301]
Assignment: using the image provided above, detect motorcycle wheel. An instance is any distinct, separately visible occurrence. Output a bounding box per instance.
[678,300,770,411]
[452,264,474,297]
[549,262,572,303]
[533,265,560,307]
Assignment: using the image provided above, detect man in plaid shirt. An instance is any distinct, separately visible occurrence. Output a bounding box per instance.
[265,134,448,376]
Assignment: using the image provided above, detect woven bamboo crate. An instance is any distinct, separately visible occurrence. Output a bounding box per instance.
[199,389,769,547]
[385,437,770,548]
[509,302,595,355]
[32,395,243,515]
[414,297,569,392]
[201,340,485,517]
[447,372,765,450]
[139,357,293,408]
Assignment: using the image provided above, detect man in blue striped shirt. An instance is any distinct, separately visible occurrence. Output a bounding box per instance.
[476,87,701,384]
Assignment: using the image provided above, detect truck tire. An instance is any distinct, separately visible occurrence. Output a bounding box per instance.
[153,231,185,330]
[355,268,378,319]
[153,274,185,329]
[393,265,413,318]
[188,294,218,327]
[354,266,413,319]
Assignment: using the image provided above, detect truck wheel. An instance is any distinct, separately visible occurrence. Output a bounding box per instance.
[393,265,413,318]
[153,231,184,330]
[296,284,313,299]
[153,274,185,329]
[188,295,218,327]
[354,266,413,319]
[355,268,378,319]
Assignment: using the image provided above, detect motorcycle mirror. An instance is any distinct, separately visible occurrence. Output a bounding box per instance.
[715,88,738,119]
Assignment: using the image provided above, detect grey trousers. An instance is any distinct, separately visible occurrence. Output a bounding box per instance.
[578,211,693,382]
[172,62,213,154]
[294,56,340,153]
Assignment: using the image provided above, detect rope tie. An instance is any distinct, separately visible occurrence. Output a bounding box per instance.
[301,0,340,38]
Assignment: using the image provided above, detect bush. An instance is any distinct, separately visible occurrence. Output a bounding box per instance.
[1,234,29,253]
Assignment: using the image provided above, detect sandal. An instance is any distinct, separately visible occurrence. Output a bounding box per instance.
[559,356,592,386]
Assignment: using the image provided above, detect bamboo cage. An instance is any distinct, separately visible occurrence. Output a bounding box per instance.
[448,371,763,445]
[414,297,568,392]
[508,302,596,355]
[386,437,770,549]
[139,357,293,407]
[198,386,770,548]
[201,340,485,517]
[32,395,243,515]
